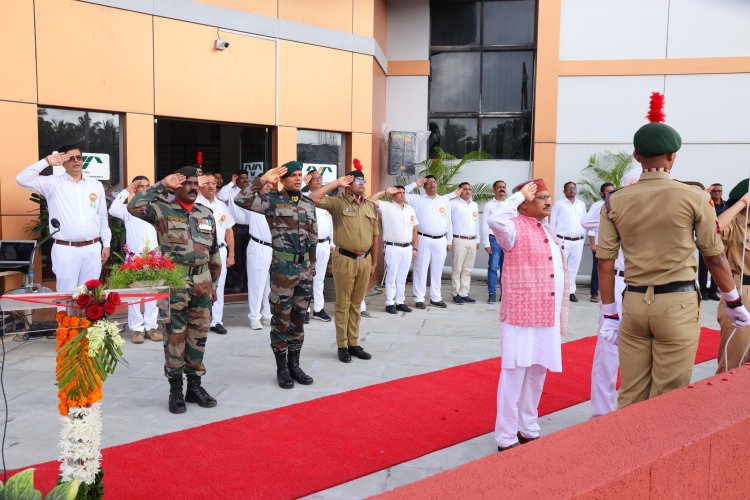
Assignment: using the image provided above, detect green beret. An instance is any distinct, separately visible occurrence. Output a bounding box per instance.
[347,170,365,179]
[633,123,682,157]
[728,179,749,202]
[176,166,200,178]
[281,161,303,178]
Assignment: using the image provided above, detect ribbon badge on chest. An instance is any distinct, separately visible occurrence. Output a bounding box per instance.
[439,206,446,216]
[89,193,98,208]
[198,219,213,233]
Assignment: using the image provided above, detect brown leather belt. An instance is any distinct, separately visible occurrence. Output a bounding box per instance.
[54,237,101,247]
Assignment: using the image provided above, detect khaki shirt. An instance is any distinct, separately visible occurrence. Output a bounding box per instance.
[720,212,750,278]
[317,193,379,253]
[597,171,723,286]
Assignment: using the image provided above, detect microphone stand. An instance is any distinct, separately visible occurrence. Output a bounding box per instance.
[25,223,60,292]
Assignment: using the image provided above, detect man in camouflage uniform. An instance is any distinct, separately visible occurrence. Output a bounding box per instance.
[128,166,222,414]
[234,161,317,389]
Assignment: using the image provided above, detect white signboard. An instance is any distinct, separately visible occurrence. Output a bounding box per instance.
[242,162,264,179]
[302,163,337,185]
[52,153,110,180]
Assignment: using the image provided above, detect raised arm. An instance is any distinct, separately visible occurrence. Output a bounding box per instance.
[108,188,130,220]
[16,155,67,197]
[580,200,603,232]
[234,166,286,215]
[718,193,750,231]
[128,173,185,223]
[488,189,530,251]
[310,175,353,204]
[368,186,400,204]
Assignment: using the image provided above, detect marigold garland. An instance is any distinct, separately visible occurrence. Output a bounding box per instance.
[56,311,101,416]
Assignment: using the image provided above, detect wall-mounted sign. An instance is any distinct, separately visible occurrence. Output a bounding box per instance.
[302,163,337,185]
[242,162,264,179]
[53,153,110,180]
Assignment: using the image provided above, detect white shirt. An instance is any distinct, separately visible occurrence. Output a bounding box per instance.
[196,194,235,246]
[216,182,250,225]
[580,199,625,271]
[316,207,334,246]
[109,189,158,253]
[550,197,586,238]
[404,182,454,243]
[17,159,112,246]
[378,201,419,244]
[450,198,480,239]
[481,197,512,248]
[248,210,271,244]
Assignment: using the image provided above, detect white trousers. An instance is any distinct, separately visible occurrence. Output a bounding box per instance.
[51,243,102,294]
[495,364,547,448]
[313,243,332,312]
[384,244,412,305]
[590,274,626,418]
[210,247,228,327]
[128,299,158,332]
[560,238,584,294]
[413,235,447,302]
[451,238,477,296]
[246,239,272,321]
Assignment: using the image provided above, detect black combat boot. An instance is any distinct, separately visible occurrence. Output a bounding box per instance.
[274,350,294,389]
[185,374,217,408]
[287,340,313,385]
[168,376,186,414]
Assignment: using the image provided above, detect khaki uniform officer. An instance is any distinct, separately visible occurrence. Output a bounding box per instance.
[311,167,379,363]
[597,120,750,409]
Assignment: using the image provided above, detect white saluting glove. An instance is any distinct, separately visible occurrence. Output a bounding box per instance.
[598,302,620,346]
[722,289,750,327]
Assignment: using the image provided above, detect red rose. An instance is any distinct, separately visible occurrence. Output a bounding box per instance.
[107,292,122,306]
[85,279,101,290]
[76,294,91,307]
[86,303,104,321]
[103,301,116,315]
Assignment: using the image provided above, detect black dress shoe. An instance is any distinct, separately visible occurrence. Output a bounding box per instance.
[304,311,310,324]
[707,290,720,301]
[396,303,412,313]
[700,289,709,301]
[461,296,476,303]
[569,294,578,302]
[488,292,497,304]
[517,432,539,444]
[430,300,447,308]
[337,347,352,363]
[385,305,397,314]
[497,443,520,452]
[452,294,464,305]
[415,302,426,309]
[348,345,372,360]
[210,324,228,335]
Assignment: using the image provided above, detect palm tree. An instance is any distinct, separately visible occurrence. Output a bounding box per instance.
[578,151,634,204]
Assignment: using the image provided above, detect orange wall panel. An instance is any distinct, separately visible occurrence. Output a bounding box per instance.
[373,0,387,54]
[196,0,278,18]
[154,17,276,125]
[125,113,155,183]
[532,143,556,190]
[351,133,375,194]
[279,0,352,33]
[352,54,374,134]
[0,0,37,103]
[353,0,374,37]
[278,41,352,131]
[388,60,431,77]
[371,61,386,185]
[35,0,153,114]
[275,126,298,167]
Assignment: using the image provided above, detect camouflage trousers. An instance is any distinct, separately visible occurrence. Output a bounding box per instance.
[269,260,313,352]
[164,271,213,377]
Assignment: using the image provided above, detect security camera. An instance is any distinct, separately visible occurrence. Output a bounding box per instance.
[215,38,230,50]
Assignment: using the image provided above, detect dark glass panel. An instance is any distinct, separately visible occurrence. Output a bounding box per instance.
[430,1,480,46]
[428,118,478,158]
[481,114,531,160]
[482,51,534,112]
[483,0,536,46]
[429,52,481,113]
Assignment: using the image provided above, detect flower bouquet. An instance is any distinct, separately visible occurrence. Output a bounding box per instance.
[108,247,185,290]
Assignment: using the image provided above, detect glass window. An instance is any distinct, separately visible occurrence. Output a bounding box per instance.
[428,118,478,158]
[296,130,346,178]
[430,1,480,46]
[481,115,532,160]
[429,52,481,113]
[483,0,536,46]
[481,51,535,112]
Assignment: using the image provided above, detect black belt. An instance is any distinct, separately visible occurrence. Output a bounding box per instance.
[452,235,476,240]
[339,248,371,260]
[385,241,411,248]
[742,275,750,286]
[557,235,584,241]
[188,264,208,276]
[218,243,227,249]
[250,235,271,247]
[318,238,330,243]
[615,270,625,278]
[418,232,445,239]
[234,223,249,228]
[626,281,696,294]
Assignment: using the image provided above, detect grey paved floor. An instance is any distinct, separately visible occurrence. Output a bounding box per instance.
[0,279,721,499]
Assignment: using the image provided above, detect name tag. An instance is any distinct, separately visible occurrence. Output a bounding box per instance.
[344,207,357,216]
[276,203,293,209]
[198,219,213,232]
[168,216,187,223]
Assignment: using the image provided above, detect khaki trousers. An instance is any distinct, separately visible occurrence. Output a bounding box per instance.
[332,253,371,348]
[618,289,700,409]
[451,238,477,296]
[716,284,750,372]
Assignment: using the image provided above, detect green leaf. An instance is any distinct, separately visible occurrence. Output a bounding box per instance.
[0,469,42,500]
[45,480,80,500]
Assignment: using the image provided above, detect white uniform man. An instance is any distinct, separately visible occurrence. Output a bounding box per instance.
[550,181,586,302]
[244,179,274,330]
[450,182,480,304]
[404,176,456,309]
[217,170,250,292]
[16,145,111,294]
[482,180,509,304]
[109,176,162,344]
[304,170,334,322]
[196,175,235,335]
[369,185,419,314]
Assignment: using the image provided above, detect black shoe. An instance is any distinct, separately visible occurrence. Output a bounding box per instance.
[338,347,352,363]
[461,296,476,303]
[304,311,310,324]
[700,289,709,301]
[185,375,217,408]
[707,290,720,301]
[569,294,578,302]
[396,303,412,313]
[517,432,539,445]
[497,443,520,452]
[361,310,372,318]
[488,292,497,304]
[453,295,464,305]
[210,324,228,335]
[385,305,397,314]
[415,302,426,310]
[168,376,186,414]
[430,300,448,308]
[348,345,372,360]
[273,350,295,388]
[287,340,313,385]
[313,309,332,322]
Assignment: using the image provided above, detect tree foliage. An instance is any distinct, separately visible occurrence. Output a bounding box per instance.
[577,151,634,204]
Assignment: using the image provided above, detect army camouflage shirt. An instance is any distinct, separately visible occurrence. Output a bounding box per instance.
[128,182,222,289]
[234,177,318,263]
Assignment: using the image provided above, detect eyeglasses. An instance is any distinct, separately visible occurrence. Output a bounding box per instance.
[424,182,437,187]
[66,155,83,162]
[713,190,723,193]
[535,194,552,201]
[564,186,577,191]
[354,178,367,185]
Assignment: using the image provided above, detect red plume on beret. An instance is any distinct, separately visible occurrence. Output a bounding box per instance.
[646,92,666,123]
[353,158,363,171]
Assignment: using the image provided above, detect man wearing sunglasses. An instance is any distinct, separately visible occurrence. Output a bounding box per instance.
[17,145,111,295]
[550,181,586,302]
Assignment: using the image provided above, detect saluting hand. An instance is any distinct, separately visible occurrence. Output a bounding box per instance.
[385,186,400,196]
[197,175,212,187]
[520,181,537,202]
[231,173,238,185]
[415,177,427,188]
[45,152,71,166]
[337,175,354,188]
[125,180,140,195]
[162,173,186,190]
[262,166,287,185]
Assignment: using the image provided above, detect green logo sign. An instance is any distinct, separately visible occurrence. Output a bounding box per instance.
[82,155,103,170]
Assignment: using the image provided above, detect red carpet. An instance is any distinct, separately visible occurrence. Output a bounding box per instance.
[23,328,720,499]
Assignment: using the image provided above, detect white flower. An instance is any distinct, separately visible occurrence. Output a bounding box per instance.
[85,319,125,357]
[58,404,103,485]
[71,284,88,300]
